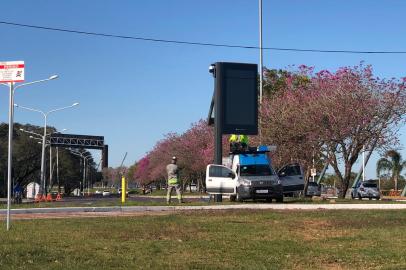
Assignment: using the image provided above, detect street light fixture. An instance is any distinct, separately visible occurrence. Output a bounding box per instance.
[14,103,79,196]
[20,128,43,138]
[0,74,58,231]
[20,128,67,139]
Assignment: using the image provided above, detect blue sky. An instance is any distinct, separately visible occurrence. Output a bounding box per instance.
[0,0,405,178]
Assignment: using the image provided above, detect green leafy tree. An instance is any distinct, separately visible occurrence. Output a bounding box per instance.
[0,122,98,196]
[376,150,406,191]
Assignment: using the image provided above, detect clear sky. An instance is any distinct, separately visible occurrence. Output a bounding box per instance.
[0,0,405,178]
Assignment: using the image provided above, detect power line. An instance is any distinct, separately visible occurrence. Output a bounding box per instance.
[1,20,406,54]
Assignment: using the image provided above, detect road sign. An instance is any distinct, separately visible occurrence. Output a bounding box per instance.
[311,168,317,177]
[0,61,25,83]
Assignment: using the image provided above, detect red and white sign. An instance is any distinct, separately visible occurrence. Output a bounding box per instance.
[0,61,25,83]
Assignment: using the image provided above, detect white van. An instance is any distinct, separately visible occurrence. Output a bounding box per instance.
[206,148,284,202]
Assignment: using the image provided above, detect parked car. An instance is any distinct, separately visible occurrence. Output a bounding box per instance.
[117,188,129,196]
[278,163,304,196]
[351,181,380,200]
[321,185,339,198]
[102,190,111,197]
[306,181,321,197]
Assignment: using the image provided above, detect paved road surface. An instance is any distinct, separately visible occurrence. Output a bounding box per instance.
[1,203,406,220]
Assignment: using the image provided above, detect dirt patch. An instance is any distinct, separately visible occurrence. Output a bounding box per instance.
[321,263,348,270]
[292,219,355,241]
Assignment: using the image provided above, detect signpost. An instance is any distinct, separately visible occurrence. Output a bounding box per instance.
[311,168,317,182]
[0,61,25,83]
[1,61,25,231]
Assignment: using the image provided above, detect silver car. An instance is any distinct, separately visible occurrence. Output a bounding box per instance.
[351,181,380,200]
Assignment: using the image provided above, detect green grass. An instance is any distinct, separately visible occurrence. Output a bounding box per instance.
[0,210,406,269]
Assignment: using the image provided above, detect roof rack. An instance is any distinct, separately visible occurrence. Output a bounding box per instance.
[229,149,270,155]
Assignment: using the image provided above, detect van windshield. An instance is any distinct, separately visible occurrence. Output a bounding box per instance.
[240,165,273,176]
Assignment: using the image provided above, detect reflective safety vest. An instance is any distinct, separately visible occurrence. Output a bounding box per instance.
[229,134,238,142]
[229,134,248,144]
[168,178,178,185]
[239,135,248,144]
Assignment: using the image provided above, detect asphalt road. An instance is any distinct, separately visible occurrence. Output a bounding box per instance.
[1,202,406,220]
[0,194,207,205]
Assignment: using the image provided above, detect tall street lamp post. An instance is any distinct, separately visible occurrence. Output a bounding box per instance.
[70,150,91,196]
[0,74,58,231]
[259,0,263,104]
[23,129,67,193]
[84,156,92,196]
[15,103,79,196]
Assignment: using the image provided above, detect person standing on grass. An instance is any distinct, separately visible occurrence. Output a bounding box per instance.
[166,156,182,204]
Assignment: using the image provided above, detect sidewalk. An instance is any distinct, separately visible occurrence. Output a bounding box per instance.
[1,203,406,216]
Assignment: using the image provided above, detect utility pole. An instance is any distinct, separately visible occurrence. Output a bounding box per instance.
[56,147,60,193]
[6,82,15,231]
[259,0,263,104]
[212,64,223,203]
[49,146,52,193]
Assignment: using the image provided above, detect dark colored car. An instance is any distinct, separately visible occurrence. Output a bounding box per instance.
[306,181,321,197]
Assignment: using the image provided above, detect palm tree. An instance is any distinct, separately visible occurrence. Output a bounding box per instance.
[376,150,406,192]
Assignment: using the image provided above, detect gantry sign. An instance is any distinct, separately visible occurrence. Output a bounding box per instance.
[49,133,108,168]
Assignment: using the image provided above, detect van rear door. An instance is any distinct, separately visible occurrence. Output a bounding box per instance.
[206,164,236,194]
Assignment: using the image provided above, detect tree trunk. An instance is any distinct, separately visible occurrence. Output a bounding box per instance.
[394,175,398,192]
[339,165,352,199]
[200,173,206,193]
[302,167,311,197]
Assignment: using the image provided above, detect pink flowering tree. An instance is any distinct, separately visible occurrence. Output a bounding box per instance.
[134,156,151,187]
[174,120,215,191]
[132,121,217,192]
[261,63,406,197]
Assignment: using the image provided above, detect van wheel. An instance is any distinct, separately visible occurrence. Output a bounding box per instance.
[351,193,354,199]
[358,193,362,200]
[236,192,243,202]
[266,198,272,203]
[229,195,236,202]
[276,196,284,203]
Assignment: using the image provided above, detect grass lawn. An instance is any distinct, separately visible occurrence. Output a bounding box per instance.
[0,210,405,269]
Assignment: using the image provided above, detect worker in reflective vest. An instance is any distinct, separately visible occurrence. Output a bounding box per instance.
[166,156,182,204]
[238,135,248,145]
[229,134,248,152]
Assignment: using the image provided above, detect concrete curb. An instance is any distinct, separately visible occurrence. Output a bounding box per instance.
[1,203,406,215]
